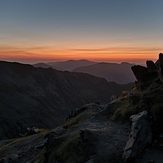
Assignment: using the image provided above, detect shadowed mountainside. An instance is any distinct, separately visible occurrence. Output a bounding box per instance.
[0,61,133,140]
[73,62,136,84]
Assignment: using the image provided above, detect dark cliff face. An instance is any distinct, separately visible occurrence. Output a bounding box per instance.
[0,61,133,140]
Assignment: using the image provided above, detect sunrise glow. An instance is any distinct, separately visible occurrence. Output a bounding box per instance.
[0,0,163,64]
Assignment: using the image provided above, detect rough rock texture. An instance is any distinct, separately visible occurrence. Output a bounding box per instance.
[146,60,156,72]
[123,111,152,162]
[131,65,150,82]
[159,53,163,68]
[156,53,163,82]
[43,103,129,163]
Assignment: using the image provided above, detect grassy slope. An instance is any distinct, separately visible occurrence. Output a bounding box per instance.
[103,76,163,136]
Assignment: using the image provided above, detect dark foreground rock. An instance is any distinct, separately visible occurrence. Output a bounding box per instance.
[131,65,150,82]
[146,60,156,72]
[123,111,152,162]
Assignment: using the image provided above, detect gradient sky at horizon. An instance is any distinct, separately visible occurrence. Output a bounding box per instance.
[0,0,163,63]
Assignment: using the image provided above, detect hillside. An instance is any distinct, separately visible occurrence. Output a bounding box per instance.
[0,61,133,140]
[73,62,136,84]
[33,63,59,69]
[1,54,163,162]
[47,59,96,71]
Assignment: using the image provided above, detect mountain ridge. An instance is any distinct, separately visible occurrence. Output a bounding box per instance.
[0,60,133,140]
[33,60,136,84]
[73,62,136,84]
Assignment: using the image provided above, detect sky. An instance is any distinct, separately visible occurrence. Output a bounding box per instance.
[0,0,163,64]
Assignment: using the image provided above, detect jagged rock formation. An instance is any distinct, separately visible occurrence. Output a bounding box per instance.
[131,58,159,83]
[156,53,163,82]
[146,60,156,72]
[123,111,152,162]
[131,65,150,82]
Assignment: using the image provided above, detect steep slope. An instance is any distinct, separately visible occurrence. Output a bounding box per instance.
[73,62,136,84]
[0,61,132,140]
[0,104,129,163]
[41,53,163,163]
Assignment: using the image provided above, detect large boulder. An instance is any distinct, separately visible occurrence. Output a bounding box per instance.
[146,60,156,72]
[131,65,150,82]
[159,53,163,67]
[123,111,152,162]
[156,53,163,82]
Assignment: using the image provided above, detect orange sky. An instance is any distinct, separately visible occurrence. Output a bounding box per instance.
[0,45,161,64]
[1,0,163,64]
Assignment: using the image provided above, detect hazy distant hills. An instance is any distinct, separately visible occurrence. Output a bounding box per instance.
[34,60,136,84]
[34,60,96,71]
[73,62,136,84]
[0,61,133,140]
[33,63,54,68]
[33,62,61,70]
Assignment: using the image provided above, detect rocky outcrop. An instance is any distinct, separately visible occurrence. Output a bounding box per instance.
[159,53,163,67]
[132,60,158,83]
[146,60,156,72]
[0,154,19,163]
[131,65,150,82]
[26,127,41,135]
[123,111,152,162]
[156,53,163,82]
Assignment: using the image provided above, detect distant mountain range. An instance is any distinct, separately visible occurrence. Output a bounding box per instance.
[73,62,136,84]
[34,60,96,71]
[33,60,136,84]
[0,61,133,140]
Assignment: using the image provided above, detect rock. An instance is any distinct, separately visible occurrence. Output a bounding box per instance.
[131,65,150,82]
[66,103,103,121]
[156,53,163,82]
[146,60,156,72]
[110,95,118,101]
[27,127,41,135]
[0,154,19,163]
[85,158,94,163]
[80,129,93,143]
[159,133,163,150]
[159,53,163,66]
[148,160,154,163]
[35,138,48,149]
[45,127,65,148]
[123,111,152,162]
[50,127,65,136]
